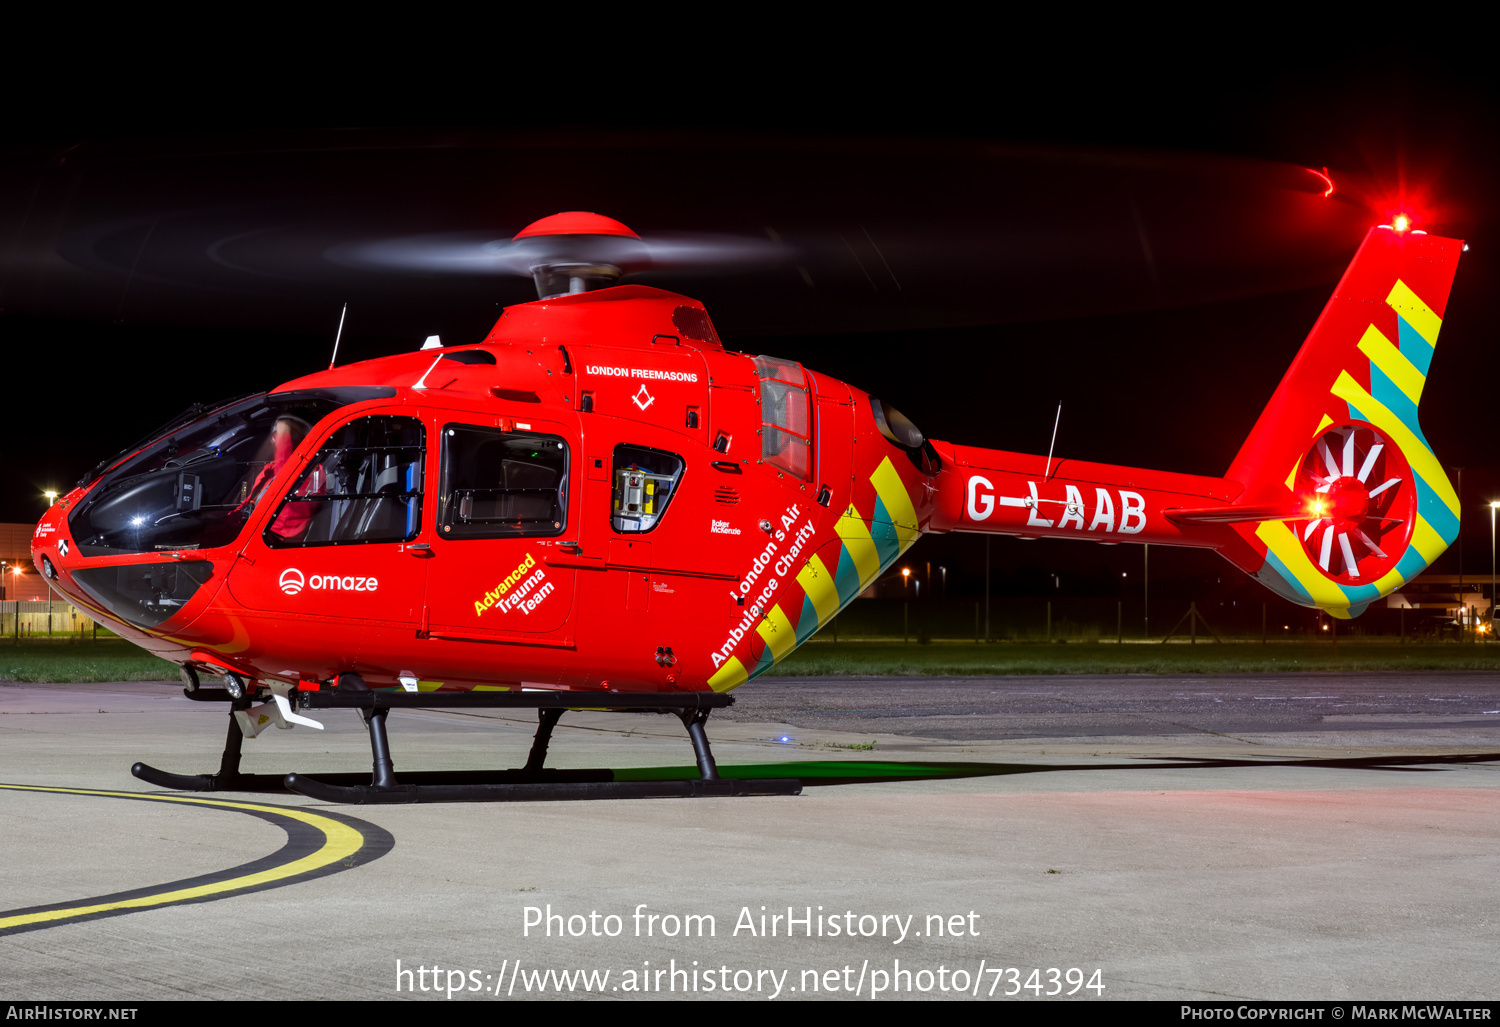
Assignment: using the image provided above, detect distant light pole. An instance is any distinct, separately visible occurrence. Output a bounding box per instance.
[1490,502,1499,641]
[1454,468,1465,639]
[5,565,15,641]
[984,537,991,642]
[38,490,60,631]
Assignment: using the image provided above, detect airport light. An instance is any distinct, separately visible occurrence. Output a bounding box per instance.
[43,491,57,506]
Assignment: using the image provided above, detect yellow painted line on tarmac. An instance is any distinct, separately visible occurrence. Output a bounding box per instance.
[0,784,390,934]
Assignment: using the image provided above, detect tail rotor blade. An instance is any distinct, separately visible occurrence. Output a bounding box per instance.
[1319,524,1335,571]
[1319,438,1340,479]
[1368,477,1401,499]
[1338,531,1360,577]
[1355,528,1388,560]
[1357,443,1383,484]
[1342,431,1356,478]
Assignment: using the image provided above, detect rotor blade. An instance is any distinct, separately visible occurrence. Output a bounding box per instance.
[1303,518,1322,541]
[1342,431,1356,478]
[1339,531,1360,578]
[1368,477,1401,499]
[325,231,792,277]
[1357,443,1383,484]
[1319,439,1340,479]
[1355,528,1388,560]
[1319,524,1335,571]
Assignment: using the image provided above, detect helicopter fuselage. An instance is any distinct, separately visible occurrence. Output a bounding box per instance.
[36,221,1462,697]
[34,286,950,694]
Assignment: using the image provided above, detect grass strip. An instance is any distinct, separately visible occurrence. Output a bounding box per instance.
[762,640,1500,676]
[5,638,1500,685]
[0,640,180,683]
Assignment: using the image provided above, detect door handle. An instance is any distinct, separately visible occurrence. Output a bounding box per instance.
[406,543,432,557]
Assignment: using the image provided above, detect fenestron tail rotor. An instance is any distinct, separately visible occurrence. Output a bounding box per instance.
[1292,421,1413,584]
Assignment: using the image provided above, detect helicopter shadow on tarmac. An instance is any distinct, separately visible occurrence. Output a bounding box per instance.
[621,752,1500,788]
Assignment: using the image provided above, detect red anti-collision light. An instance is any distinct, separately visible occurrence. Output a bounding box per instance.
[513,212,640,240]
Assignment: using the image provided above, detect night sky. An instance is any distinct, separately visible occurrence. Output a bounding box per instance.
[3,49,1495,615]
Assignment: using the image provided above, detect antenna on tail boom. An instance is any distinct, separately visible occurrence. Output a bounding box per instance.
[1044,402,1062,480]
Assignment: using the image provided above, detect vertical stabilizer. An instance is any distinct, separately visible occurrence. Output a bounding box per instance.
[1221,226,1464,617]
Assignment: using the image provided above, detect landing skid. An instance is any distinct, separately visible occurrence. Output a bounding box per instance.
[132,679,801,804]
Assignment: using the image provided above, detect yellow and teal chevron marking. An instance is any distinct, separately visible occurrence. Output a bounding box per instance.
[707,457,922,690]
[1255,279,1457,618]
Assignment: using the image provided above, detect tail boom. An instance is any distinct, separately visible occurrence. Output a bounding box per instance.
[931,444,1253,551]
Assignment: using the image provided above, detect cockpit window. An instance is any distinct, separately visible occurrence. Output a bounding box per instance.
[753,354,811,479]
[266,415,425,547]
[67,387,394,557]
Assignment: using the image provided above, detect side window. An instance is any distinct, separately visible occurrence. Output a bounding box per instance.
[439,425,568,538]
[265,415,424,547]
[754,354,811,479]
[611,445,684,533]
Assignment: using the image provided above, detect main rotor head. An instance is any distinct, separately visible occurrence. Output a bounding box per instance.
[511,212,648,298]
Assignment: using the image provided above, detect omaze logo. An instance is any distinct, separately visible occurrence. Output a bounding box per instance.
[279,568,305,595]
[279,568,378,595]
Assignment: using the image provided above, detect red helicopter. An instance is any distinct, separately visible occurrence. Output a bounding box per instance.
[30,211,1464,803]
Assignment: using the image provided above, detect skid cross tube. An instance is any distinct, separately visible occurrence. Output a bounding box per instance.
[524,708,566,775]
[134,684,799,804]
